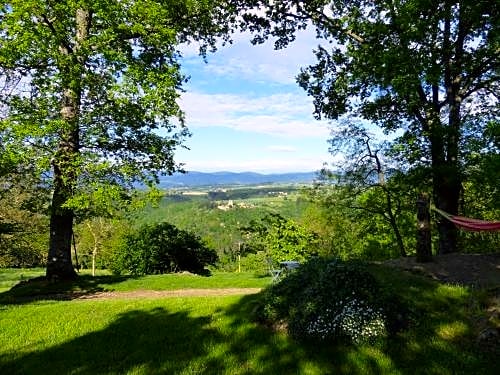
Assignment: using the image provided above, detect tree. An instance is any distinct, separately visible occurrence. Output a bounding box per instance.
[0,1,232,279]
[0,176,50,268]
[0,152,51,267]
[236,0,499,254]
[322,121,412,257]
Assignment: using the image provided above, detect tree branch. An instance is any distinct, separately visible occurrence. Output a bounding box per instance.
[40,14,74,55]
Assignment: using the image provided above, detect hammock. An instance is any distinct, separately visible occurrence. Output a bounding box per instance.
[432,207,500,232]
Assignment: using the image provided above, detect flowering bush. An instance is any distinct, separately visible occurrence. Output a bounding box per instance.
[306,298,386,343]
[257,257,408,343]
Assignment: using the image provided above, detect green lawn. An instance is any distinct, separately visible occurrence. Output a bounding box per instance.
[0,267,498,374]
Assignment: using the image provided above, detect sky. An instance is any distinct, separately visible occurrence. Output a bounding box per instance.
[174,30,333,174]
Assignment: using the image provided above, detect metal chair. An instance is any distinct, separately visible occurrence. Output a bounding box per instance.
[266,258,283,282]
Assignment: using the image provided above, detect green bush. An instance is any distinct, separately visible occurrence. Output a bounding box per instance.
[239,251,268,273]
[257,257,409,343]
[242,213,318,263]
[111,222,218,276]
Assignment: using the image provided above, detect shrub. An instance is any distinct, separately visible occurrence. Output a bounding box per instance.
[257,257,409,343]
[111,222,218,276]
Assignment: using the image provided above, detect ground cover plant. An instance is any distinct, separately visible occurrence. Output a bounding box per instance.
[1,265,498,374]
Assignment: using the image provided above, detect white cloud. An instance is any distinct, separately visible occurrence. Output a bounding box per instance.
[182,28,322,85]
[180,91,329,138]
[267,145,298,153]
[175,27,334,173]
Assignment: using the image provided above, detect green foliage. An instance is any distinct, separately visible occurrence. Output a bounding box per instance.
[258,257,410,343]
[0,176,49,268]
[111,222,218,276]
[74,217,131,270]
[134,188,309,268]
[243,213,318,262]
[238,251,268,274]
[458,119,500,253]
[302,184,416,261]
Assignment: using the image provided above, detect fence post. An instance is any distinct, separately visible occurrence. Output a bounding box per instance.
[416,193,432,262]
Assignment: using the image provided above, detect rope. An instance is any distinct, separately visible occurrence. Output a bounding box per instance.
[431,206,500,232]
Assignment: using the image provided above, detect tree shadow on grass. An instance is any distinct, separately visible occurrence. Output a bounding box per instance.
[0,275,135,305]
[0,297,315,374]
[0,307,223,374]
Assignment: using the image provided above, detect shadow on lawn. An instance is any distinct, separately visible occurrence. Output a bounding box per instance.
[0,307,222,374]
[216,276,498,374]
[0,296,342,375]
[0,275,133,305]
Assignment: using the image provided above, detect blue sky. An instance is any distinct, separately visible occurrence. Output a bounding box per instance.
[175,30,333,173]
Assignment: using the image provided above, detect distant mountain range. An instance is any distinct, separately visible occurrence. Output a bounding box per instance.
[158,171,319,188]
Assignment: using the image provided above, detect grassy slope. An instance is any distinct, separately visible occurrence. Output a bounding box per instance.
[0,267,498,374]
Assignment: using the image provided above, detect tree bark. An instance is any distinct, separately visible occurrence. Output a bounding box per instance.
[47,174,77,280]
[416,193,432,262]
[434,165,460,254]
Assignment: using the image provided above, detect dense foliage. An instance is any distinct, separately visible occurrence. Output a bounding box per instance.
[257,257,410,343]
[111,222,218,276]
[0,171,50,268]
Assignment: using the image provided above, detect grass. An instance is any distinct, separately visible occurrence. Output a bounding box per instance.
[0,266,498,374]
[0,268,45,292]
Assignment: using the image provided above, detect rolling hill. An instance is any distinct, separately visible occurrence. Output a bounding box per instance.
[158,171,318,188]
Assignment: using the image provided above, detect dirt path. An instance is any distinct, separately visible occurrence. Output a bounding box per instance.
[75,288,263,300]
[383,253,500,287]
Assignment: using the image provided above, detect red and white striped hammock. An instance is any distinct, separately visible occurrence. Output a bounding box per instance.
[432,207,500,232]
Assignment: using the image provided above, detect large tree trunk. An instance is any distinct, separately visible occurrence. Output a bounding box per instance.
[46,8,91,281]
[46,99,80,281]
[428,117,460,255]
[434,167,460,254]
[46,164,77,280]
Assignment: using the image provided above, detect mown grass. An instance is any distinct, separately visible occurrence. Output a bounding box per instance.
[0,266,498,374]
[0,270,270,302]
